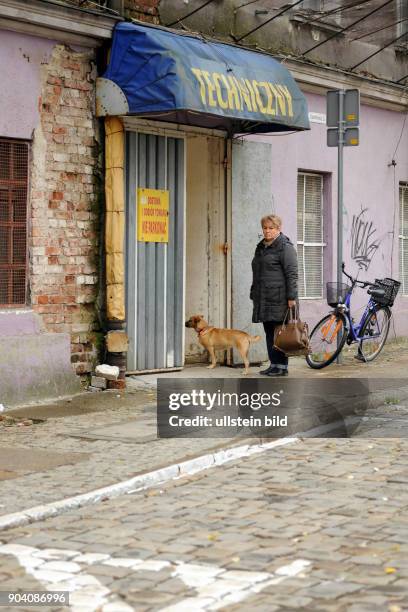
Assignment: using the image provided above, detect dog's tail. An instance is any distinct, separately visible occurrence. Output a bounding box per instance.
[249,335,261,343]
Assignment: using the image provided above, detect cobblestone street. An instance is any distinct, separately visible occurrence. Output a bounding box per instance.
[1,355,408,610]
[1,404,408,611]
[2,1,408,610]
[2,343,408,517]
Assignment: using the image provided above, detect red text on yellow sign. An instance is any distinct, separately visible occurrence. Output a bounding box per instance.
[137,188,169,243]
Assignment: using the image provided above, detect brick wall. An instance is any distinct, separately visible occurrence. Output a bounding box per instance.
[30,44,103,376]
[124,0,160,23]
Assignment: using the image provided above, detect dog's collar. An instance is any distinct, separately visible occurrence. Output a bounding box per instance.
[198,326,214,337]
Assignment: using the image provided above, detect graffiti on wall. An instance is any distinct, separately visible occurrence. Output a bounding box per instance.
[350,207,380,271]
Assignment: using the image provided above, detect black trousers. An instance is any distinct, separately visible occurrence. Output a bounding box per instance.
[263,321,289,370]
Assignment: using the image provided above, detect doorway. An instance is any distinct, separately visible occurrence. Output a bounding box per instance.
[125,130,185,372]
[185,133,230,363]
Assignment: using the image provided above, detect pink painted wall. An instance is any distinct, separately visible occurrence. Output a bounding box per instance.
[251,92,408,336]
[0,29,55,139]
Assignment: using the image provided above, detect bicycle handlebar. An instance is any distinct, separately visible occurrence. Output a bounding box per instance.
[357,280,373,288]
[341,263,374,288]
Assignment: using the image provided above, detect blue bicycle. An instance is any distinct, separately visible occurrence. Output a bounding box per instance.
[306,264,401,369]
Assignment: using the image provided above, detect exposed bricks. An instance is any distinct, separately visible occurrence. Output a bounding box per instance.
[125,0,160,10]
[124,0,160,22]
[30,44,102,376]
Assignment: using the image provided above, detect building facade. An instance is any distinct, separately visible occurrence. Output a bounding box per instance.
[1,0,407,401]
[114,0,408,367]
[0,1,118,404]
[232,92,408,361]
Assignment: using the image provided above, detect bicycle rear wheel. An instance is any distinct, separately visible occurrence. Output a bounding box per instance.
[306,312,348,369]
[358,306,391,362]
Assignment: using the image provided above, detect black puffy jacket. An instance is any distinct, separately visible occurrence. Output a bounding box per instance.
[250,233,298,323]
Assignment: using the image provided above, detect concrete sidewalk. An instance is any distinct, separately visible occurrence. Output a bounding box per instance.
[0,339,407,519]
[128,338,408,388]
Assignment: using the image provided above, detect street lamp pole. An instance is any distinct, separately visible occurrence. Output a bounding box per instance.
[337,90,345,363]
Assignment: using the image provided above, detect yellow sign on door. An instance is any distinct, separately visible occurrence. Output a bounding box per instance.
[137,188,169,243]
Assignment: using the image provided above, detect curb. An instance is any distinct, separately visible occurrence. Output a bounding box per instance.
[0,437,297,533]
[1,384,406,534]
[0,419,345,534]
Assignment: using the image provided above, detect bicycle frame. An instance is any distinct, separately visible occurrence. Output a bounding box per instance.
[336,291,383,344]
[321,264,388,344]
[307,265,392,369]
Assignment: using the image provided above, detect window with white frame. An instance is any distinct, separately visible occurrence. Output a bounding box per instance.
[297,172,325,298]
[400,183,408,295]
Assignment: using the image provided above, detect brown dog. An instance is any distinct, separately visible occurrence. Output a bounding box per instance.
[185,314,261,375]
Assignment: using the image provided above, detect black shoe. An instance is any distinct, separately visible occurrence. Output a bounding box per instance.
[265,368,288,377]
[260,365,274,375]
[354,353,366,362]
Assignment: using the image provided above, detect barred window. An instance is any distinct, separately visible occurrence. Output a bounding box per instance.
[400,183,408,295]
[0,138,29,306]
[297,172,326,299]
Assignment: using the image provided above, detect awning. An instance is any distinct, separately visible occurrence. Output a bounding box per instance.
[97,22,310,135]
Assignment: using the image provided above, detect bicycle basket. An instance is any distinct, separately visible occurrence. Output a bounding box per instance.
[326,282,351,307]
[372,278,401,307]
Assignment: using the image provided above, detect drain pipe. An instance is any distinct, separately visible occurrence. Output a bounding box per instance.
[225,137,232,364]
[104,117,128,388]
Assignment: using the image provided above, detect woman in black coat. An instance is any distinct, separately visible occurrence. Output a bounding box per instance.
[250,214,298,376]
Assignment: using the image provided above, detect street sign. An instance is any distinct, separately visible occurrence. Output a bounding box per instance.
[327,89,360,127]
[327,127,360,147]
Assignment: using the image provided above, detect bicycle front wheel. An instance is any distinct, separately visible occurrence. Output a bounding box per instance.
[306,312,348,369]
[358,306,391,362]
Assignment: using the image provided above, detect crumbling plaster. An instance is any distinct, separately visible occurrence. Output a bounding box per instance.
[158,0,408,84]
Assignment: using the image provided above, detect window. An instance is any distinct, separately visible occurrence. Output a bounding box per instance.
[0,138,29,306]
[297,172,325,298]
[400,183,408,295]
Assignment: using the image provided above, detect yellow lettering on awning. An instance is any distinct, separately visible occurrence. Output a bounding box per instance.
[190,66,294,119]
[230,77,252,110]
[226,75,242,110]
[235,78,253,112]
[202,70,217,107]
[213,72,228,109]
[259,81,275,116]
[191,68,207,105]
[252,80,267,114]
[277,85,294,117]
[269,83,286,116]
[244,79,258,112]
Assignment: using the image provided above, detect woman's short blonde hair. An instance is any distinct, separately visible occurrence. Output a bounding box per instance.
[261,214,282,229]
